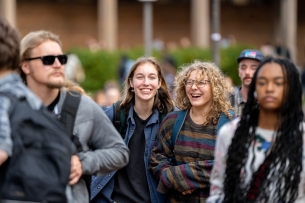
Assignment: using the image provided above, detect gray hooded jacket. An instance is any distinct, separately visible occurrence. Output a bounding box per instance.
[57,90,129,203]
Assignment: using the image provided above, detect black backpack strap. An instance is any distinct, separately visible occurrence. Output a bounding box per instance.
[60,91,82,152]
[158,107,167,124]
[113,101,127,139]
[60,91,93,200]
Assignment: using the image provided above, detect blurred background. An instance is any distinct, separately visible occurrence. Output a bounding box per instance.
[1,0,304,97]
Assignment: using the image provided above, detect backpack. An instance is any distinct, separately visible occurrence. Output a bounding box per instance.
[112,100,167,138]
[0,92,73,203]
[170,109,234,163]
[60,91,91,199]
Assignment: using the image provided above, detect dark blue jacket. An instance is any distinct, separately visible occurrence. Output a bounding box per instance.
[90,104,166,203]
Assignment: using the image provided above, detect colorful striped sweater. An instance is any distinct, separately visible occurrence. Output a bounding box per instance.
[150,110,223,203]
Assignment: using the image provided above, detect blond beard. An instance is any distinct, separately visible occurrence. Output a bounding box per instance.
[46,80,64,89]
[46,71,66,89]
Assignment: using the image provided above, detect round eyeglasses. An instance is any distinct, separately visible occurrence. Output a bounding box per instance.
[184,79,210,88]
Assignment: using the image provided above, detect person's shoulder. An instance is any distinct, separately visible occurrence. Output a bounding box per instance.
[228,117,240,128]
[223,109,235,119]
[62,92,104,118]
[104,103,114,112]
[24,90,42,108]
[161,110,185,125]
[80,94,104,111]
[233,86,241,95]
[217,118,240,148]
[218,117,240,135]
[80,93,94,103]
[9,79,42,109]
[166,109,182,118]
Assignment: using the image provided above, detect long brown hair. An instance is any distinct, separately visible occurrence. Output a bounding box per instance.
[119,56,174,114]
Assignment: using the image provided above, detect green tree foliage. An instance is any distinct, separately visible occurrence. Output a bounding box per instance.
[70,44,256,93]
[71,49,121,93]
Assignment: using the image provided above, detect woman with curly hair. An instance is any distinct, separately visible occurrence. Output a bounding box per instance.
[150,60,234,202]
[90,56,174,203]
[207,57,305,203]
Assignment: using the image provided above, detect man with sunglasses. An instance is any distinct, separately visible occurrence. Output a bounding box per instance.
[19,30,129,203]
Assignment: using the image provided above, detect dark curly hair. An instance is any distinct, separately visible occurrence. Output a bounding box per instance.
[223,57,303,203]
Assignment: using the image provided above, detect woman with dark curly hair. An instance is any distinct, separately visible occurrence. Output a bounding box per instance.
[207,57,305,203]
[150,61,234,202]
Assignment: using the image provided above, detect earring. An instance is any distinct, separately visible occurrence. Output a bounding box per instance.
[131,87,134,92]
[253,91,257,99]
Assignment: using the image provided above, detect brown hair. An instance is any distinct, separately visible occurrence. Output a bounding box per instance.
[119,56,174,114]
[0,17,20,71]
[63,79,86,95]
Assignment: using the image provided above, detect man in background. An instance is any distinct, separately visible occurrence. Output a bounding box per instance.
[234,49,264,117]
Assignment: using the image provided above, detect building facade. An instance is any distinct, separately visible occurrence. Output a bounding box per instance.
[1,0,304,65]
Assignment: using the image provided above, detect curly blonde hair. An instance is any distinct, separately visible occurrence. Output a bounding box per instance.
[174,60,233,124]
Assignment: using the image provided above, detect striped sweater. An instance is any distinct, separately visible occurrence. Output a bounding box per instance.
[150,110,220,203]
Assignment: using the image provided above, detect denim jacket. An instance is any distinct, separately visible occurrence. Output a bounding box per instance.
[90,104,166,203]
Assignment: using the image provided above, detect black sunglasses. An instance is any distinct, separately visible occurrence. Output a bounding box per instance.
[24,55,68,65]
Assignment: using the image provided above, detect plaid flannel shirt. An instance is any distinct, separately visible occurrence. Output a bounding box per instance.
[233,87,245,118]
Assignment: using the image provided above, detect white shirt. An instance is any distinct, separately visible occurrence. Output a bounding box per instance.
[207,118,305,203]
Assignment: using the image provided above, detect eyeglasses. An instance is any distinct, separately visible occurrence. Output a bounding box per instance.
[24,55,68,65]
[184,79,210,88]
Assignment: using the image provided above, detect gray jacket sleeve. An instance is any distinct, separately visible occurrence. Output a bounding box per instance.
[67,95,129,176]
[0,96,12,156]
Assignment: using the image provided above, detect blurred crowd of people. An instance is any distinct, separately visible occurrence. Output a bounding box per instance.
[1,16,305,203]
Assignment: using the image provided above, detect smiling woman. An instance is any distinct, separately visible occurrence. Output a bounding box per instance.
[207,57,305,203]
[175,60,234,124]
[149,60,234,203]
[90,56,175,203]
[130,62,161,108]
